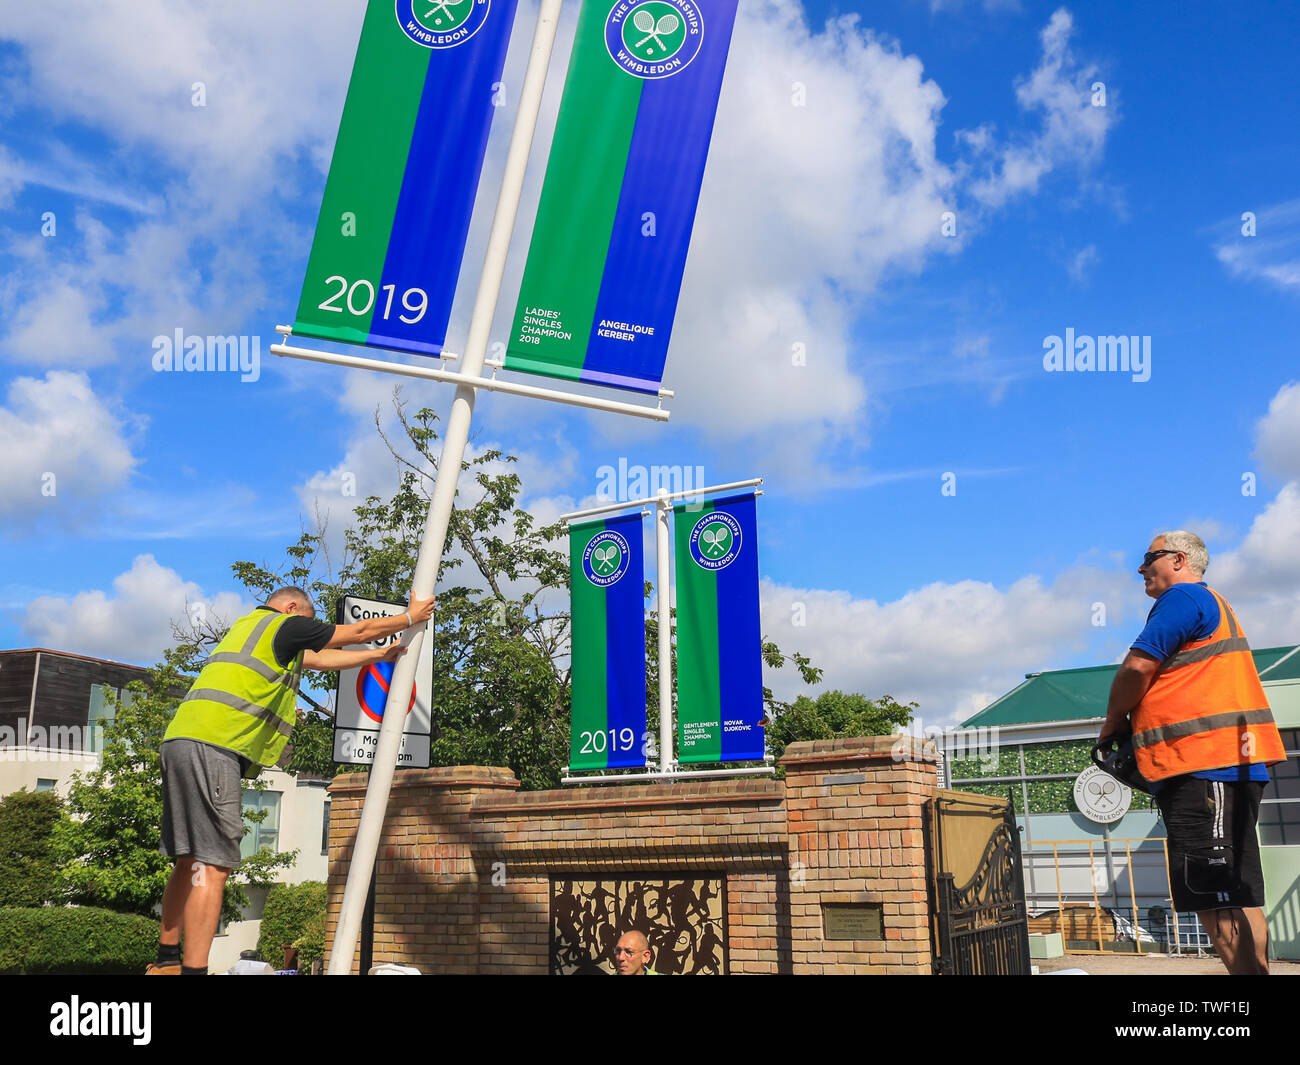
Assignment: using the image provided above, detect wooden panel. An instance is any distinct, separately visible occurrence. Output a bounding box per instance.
[0,652,37,733]
[31,656,152,749]
[1028,906,1116,943]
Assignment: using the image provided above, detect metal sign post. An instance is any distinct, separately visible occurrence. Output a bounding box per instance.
[326,0,566,975]
[655,489,674,777]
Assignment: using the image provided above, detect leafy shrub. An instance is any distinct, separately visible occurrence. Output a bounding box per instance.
[0,906,155,974]
[293,909,327,974]
[257,881,326,967]
[0,790,65,908]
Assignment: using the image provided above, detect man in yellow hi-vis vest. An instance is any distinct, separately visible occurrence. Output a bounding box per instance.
[146,585,435,975]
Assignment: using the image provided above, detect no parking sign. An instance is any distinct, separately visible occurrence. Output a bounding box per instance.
[332,594,432,768]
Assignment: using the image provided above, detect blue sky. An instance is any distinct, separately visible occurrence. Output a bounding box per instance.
[2,0,1298,725]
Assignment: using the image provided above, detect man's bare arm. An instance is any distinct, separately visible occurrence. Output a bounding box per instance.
[1099,649,1161,739]
[325,592,435,649]
[303,644,406,672]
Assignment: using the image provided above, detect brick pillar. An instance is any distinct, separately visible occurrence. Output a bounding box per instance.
[779,736,938,974]
[325,765,519,975]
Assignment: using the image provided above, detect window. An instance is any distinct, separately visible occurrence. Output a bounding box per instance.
[86,684,117,754]
[321,800,331,856]
[35,779,57,792]
[1260,728,1300,846]
[240,790,282,859]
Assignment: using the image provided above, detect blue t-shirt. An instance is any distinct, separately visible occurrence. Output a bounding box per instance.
[1132,582,1268,787]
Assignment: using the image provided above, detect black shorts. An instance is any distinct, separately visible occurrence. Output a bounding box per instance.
[1155,776,1267,912]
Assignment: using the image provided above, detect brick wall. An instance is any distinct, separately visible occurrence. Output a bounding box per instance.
[325,736,938,974]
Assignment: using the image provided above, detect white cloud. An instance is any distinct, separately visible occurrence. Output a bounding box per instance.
[954,334,990,358]
[3,273,111,367]
[654,0,954,448]
[0,142,162,214]
[965,8,1114,207]
[0,146,24,209]
[1208,483,1300,643]
[1173,380,1300,649]
[927,0,1022,11]
[760,565,1137,727]
[0,371,136,519]
[1067,243,1099,283]
[0,1,366,371]
[1213,199,1300,292]
[0,2,362,211]
[22,554,249,665]
[1253,380,1300,480]
[1175,517,1232,545]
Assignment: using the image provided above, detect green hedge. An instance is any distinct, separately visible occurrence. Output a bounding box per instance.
[0,906,156,974]
[0,790,64,909]
[258,881,326,968]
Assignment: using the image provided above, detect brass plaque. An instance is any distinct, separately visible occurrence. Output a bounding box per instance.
[823,903,884,941]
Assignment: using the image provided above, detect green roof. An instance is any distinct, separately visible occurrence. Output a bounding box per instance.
[1260,646,1300,682]
[962,646,1298,729]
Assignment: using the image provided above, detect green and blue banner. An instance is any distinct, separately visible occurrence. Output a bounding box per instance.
[506,0,740,393]
[569,511,647,770]
[674,492,764,763]
[291,0,519,356]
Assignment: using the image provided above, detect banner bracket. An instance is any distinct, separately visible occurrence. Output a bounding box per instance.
[272,339,671,423]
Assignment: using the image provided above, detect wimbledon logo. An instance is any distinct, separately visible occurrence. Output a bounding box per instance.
[583,530,632,587]
[396,0,490,49]
[689,511,741,570]
[605,0,704,80]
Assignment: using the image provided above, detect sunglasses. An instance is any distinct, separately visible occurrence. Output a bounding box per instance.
[1141,549,1182,568]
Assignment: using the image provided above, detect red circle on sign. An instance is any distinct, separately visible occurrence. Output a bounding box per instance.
[357,662,417,724]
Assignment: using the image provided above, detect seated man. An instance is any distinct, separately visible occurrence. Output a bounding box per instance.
[612,930,660,975]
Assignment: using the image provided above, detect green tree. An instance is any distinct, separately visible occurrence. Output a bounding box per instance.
[224,400,576,789]
[0,789,64,908]
[54,652,296,923]
[219,394,828,789]
[764,689,918,767]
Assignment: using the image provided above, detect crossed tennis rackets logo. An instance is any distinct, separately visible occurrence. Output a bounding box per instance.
[1086,775,1118,809]
[421,0,472,29]
[605,0,704,80]
[583,530,631,586]
[627,5,683,56]
[591,542,623,574]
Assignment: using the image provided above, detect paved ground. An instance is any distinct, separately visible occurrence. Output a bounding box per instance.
[1035,952,1300,975]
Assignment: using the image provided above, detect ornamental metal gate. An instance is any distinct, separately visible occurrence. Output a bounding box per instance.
[926,791,1031,975]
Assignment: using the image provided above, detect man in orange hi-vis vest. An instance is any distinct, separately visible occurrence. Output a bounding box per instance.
[1098,530,1285,974]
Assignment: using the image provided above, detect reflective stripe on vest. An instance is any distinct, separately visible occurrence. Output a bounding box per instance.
[1132,587,1285,782]
[164,609,303,767]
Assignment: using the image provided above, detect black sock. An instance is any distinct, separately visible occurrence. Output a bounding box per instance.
[156,941,181,965]
[181,965,207,976]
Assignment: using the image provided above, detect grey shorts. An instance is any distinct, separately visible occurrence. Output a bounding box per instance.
[159,738,244,869]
